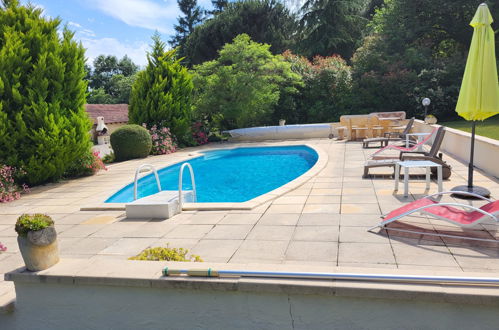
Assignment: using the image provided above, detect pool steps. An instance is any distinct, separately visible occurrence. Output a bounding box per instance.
[125,190,194,219]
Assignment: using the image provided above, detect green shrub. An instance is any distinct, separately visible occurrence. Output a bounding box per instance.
[129,33,194,146]
[110,125,152,161]
[102,152,115,164]
[129,246,203,262]
[0,1,91,185]
[63,151,107,178]
[15,214,54,237]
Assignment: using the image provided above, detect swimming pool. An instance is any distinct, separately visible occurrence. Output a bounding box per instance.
[105,145,318,203]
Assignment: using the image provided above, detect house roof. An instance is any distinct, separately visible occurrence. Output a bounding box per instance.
[85,104,129,124]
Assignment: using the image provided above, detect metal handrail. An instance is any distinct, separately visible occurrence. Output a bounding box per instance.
[133,164,162,201]
[178,163,197,212]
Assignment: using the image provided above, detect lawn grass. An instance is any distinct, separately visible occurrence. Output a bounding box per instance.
[441,115,499,140]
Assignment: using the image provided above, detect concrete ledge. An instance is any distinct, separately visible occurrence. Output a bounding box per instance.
[5,259,499,305]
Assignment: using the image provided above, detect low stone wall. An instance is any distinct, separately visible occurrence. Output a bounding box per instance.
[413,120,499,179]
[4,260,499,330]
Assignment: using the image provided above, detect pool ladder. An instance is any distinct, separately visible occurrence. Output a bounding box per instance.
[132,163,197,212]
[178,163,197,212]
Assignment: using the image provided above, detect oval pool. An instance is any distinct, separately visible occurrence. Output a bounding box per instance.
[105,145,318,203]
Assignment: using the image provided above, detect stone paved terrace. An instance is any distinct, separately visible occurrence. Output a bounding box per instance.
[1,138,499,306]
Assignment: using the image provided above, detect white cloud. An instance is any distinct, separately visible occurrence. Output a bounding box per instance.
[90,0,179,34]
[81,37,149,67]
[68,21,83,28]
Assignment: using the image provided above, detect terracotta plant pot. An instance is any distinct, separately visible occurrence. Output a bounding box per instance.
[424,115,438,125]
[18,226,59,271]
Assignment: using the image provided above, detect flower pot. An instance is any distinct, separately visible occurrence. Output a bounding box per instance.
[17,226,59,271]
[424,115,438,125]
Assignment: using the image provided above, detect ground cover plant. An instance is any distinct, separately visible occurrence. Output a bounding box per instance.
[129,246,203,262]
[441,116,499,141]
[0,165,29,203]
[15,214,54,237]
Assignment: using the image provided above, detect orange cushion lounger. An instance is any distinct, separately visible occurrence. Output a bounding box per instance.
[368,192,499,243]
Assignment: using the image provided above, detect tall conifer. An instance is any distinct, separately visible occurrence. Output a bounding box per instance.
[0,0,91,185]
[129,33,194,145]
[169,0,204,48]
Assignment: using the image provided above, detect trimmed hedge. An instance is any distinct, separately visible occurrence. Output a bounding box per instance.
[110,125,152,161]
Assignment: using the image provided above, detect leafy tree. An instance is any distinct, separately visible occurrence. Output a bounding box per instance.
[192,34,302,130]
[351,0,499,119]
[169,0,205,48]
[182,0,299,66]
[299,0,368,60]
[86,54,139,104]
[210,0,228,15]
[0,0,91,185]
[129,33,194,145]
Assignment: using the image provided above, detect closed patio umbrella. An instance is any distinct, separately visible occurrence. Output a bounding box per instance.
[452,3,499,198]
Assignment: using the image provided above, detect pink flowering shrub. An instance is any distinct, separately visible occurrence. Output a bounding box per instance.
[0,165,29,203]
[0,242,6,253]
[192,121,209,145]
[143,124,177,155]
[64,151,107,178]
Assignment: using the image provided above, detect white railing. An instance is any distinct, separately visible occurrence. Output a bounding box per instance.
[178,163,197,212]
[133,164,162,201]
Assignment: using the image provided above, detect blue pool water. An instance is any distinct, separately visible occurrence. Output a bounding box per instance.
[105,145,318,203]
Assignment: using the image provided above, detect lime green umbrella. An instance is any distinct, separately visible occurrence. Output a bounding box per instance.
[453,3,499,198]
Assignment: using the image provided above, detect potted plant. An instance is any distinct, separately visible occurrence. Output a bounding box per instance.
[279,119,286,126]
[15,214,59,271]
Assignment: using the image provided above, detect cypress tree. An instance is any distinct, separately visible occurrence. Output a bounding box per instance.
[129,33,194,145]
[0,0,91,185]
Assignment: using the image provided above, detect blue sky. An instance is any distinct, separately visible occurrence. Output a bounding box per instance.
[26,0,215,66]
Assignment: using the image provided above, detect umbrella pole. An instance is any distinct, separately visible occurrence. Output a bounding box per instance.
[467,121,476,188]
[451,120,491,199]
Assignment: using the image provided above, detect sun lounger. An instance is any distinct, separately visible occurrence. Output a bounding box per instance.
[368,192,499,242]
[363,127,450,178]
[362,118,415,148]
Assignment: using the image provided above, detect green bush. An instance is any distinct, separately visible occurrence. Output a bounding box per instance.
[110,125,152,161]
[15,214,54,237]
[193,34,302,130]
[129,246,203,262]
[129,33,194,146]
[0,1,91,185]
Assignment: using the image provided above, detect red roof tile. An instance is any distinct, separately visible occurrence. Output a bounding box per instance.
[85,104,129,124]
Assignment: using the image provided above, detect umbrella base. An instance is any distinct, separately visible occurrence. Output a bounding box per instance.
[451,185,491,199]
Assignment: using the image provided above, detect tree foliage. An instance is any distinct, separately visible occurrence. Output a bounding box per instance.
[129,33,194,145]
[86,54,139,104]
[169,0,205,49]
[351,0,499,119]
[182,0,299,66]
[192,34,302,130]
[299,0,368,60]
[0,0,91,185]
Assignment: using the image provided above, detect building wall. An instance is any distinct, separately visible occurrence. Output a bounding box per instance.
[4,281,499,330]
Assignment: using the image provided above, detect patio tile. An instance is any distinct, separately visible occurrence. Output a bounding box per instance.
[341,203,381,214]
[163,225,214,239]
[309,189,342,196]
[266,204,303,214]
[285,189,311,196]
[191,239,243,262]
[338,242,396,264]
[339,226,388,243]
[306,195,341,204]
[391,244,458,267]
[183,213,226,225]
[257,214,300,226]
[90,222,146,238]
[293,226,339,242]
[448,247,499,270]
[247,225,295,241]
[59,224,106,238]
[81,215,120,225]
[151,238,199,250]
[99,237,158,256]
[63,237,118,255]
[230,240,288,262]
[302,204,340,214]
[298,214,340,226]
[218,214,261,225]
[340,214,380,227]
[204,225,253,240]
[272,196,308,204]
[285,241,337,262]
[341,195,378,203]
[124,222,177,238]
